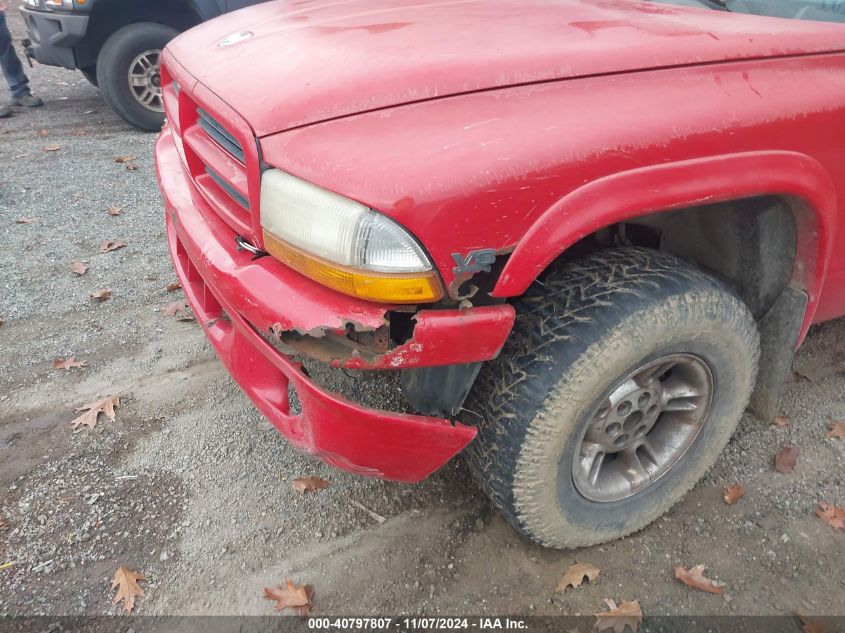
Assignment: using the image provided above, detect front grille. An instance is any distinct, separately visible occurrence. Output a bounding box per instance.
[197,108,245,163]
[205,166,250,209]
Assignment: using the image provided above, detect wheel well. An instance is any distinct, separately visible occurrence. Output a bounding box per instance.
[541,195,798,320]
[78,0,201,68]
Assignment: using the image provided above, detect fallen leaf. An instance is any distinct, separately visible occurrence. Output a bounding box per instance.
[594,599,643,633]
[827,420,845,439]
[71,395,120,431]
[772,415,790,428]
[674,564,725,595]
[162,300,188,317]
[107,206,123,216]
[786,370,810,384]
[37,129,49,137]
[100,240,127,253]
[42,145,61,152]
[15,217,41,224]
[91,288,112,301]
[54,357,87,371]
[125,163,139,171]
[114,155,137,163]
[723,483,744,505]
[795,610,831,633]
[263,578,314,615]
[556,562,601,592]
[774,446,800,474]
[70,261,89,275]
[111,566,145,613]
[815,503,845,530]
[165,282,181,292]
[292,476,330,493]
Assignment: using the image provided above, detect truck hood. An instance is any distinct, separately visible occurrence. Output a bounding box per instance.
[167,0,845,137]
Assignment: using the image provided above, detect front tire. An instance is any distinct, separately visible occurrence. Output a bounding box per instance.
[96,22,178,132]
[465,248,760,548]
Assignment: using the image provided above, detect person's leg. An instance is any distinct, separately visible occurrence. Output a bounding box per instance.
[0,13,32,100]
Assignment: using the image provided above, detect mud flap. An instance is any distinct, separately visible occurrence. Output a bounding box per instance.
[748,284,808,422]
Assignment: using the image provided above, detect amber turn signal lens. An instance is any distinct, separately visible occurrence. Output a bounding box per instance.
[263,232,444,304]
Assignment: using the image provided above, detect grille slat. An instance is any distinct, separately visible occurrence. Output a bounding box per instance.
[197,108,245,163]
[205,166,250,209]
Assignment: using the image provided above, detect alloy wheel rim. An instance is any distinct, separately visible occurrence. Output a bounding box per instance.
[572,353,714,503]
[128,49,164,112]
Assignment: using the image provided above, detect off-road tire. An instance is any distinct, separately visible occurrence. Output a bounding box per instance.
[464,247,760,548]
[96,22,177,132]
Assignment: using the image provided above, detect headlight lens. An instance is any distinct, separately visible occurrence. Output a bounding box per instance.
[260,169,443,303]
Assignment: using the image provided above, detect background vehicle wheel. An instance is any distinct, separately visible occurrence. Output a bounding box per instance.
[464,247,760,548]
[80,66,98,87]
[96,22,178,132]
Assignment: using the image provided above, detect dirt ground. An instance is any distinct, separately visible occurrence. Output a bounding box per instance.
[1,10,844,626]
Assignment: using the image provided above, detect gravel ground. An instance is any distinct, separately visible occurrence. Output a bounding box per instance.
[1,10,844,624]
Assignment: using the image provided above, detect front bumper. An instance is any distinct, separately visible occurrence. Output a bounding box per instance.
[155,125,516,482]
[19,7,89,69]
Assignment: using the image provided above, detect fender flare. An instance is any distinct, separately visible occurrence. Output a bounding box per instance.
[492,150,837,340]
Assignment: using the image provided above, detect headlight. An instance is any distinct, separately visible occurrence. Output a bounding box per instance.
[260,169,443,304]
[43,0,74,8]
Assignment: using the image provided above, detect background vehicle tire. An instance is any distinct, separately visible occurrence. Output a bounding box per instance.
[96,22,178,132]
[80,66,98,87]
[464,247,760,548]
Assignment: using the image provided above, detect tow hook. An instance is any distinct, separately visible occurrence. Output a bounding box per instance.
[234,236,268,260]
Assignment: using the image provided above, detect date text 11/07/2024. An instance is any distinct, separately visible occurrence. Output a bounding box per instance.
[307,618,528,630]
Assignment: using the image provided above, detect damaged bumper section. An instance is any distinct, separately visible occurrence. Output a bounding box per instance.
[155,127,515,482]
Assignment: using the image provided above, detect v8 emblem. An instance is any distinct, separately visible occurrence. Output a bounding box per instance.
[451,248,497,275]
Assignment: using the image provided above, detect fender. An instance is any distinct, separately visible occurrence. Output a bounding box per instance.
[493,150,838,343]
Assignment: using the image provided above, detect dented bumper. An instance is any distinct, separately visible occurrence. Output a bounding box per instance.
[155,126,515,481]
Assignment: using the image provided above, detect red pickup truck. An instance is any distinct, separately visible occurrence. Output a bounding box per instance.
[155,0,845,548]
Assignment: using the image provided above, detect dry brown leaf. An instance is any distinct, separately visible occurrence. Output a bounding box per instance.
[91,288,112,301]
[100,240,127,253]
[556,562,601,592]
[292,476,330,494]
[827,420,845,439]
[37,129,49,137]
[723,483,744,505]
[162,300,188,317]
[263,578,314,614]
[71,395,120,432]
[786,370,811,384]
[114,155,137,163]
[772,415,790,427]
[107,206,123,216]
[16,217,41,224]
[54,357,87,371]
[165,282,181,292]
[111,566,145,613]
[70,261,89,275]
[594,599,643,633]
[795,610,831,633]
[674,564,725,595]
[42,145,61,152]
[125,163,139,171]
[815,503,845,530]
[774,446,800,474]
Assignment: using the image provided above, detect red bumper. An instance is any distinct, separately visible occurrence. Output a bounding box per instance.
[155,126,511,482]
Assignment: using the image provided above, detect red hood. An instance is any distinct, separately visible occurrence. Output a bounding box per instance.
[167,0,845,137]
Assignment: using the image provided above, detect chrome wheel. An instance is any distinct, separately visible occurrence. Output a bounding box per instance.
[572,353,714,503]
[127,49,163,112]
